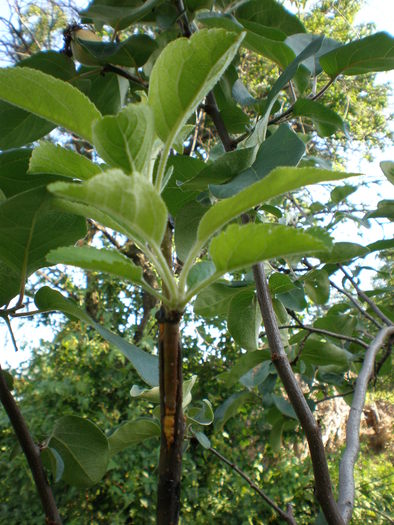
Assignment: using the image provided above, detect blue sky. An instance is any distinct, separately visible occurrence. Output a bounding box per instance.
[1,0,393,369]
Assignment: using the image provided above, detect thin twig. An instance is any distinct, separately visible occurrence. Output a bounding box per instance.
[208,446,296,524]
[101,63,148,88]
[277,323,369,349]
[315,391,354,405]
[338,325,394,524]
[0,360,62,524]
[339,265,392,327]
[329,279,382,330]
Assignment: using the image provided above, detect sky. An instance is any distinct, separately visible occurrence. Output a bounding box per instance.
[0,0,393,369]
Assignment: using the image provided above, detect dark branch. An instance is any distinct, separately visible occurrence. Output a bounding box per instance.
[0,361,62,524]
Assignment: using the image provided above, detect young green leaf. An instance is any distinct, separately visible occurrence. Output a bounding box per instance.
[148,29,244,147]
[319,32,394,77]
[48,416,109,488]
[34,286,159,386]
[108,418,160,456]
[47,246,145,286]
[198,167,358,246]
[0,67,102,142]
[235,0,306,35]
[92,103,155,175]
[379,161,394,185]
[194,282,252,318]
[81,0,163,30]
[209,223,327,274]
[49,170,168,248]
[29,142,102,180]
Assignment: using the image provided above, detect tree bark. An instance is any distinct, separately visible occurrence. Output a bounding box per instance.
[156,307,184,525]
[0,362,62,524]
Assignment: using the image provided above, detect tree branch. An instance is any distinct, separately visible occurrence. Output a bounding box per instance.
[339,265,392,327]
[208,446,297,524]
[252,262,345,525]
[0,361,62,524]
[337,325,394,523]
[277,323,369,349]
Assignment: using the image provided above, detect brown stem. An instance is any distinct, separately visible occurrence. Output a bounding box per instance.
[208,446,297,524]
[156,307,184,525]
[0,361,62,524]
[252,262,345,525]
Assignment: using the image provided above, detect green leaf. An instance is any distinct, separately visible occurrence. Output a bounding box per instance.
[92,103,155,174]
[47,246,144,286]
[41,447,64,483]
[197,13,295,68]
[235,0,306,36]
[301,336,353,369]
[210,224,327,274]
[366,200,394,220]
[187,261,216,290]
[293,99,345,137]
[227,290,262,350]
[29,142,102,180]
[0,149,66,198]
[367,238,394,253]
[214,391,255,430]
[81,0,163,30]
[272,395,297,419]
[49,416,109,488]
[210,124,305,198]
[241,22,295,68]
[194,282,252,318]
[162,155,206,216]
[240,360,272,389]
[108,418,160,456]
[175,201,207,262]
[34,286,159,386]
[183,375,198,408]
[130,384,160,403]
[182,147,255,191]
[218,350,269,388]
[49,170,168,248]
[330,184,357,204]
[193,431,211,449]
[277,282,307,311]
[318,242,369,263]
[285,34,340,75]
[148,28,244,146]
[0,51,77,149]
[75,34,157,67]
[187,399,214,426]
[253,36,324,137]
[380,161,394,185]
[319,32,394,77]
[0,188,86,307]
[81,67,129,116]
[269,273,296,295]
[270,419,284,452]
[200,167,356,244]
[304,269,330,305]
[0,67,102,143]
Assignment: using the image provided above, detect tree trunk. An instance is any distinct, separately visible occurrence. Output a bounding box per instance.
[156,307,184,525]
